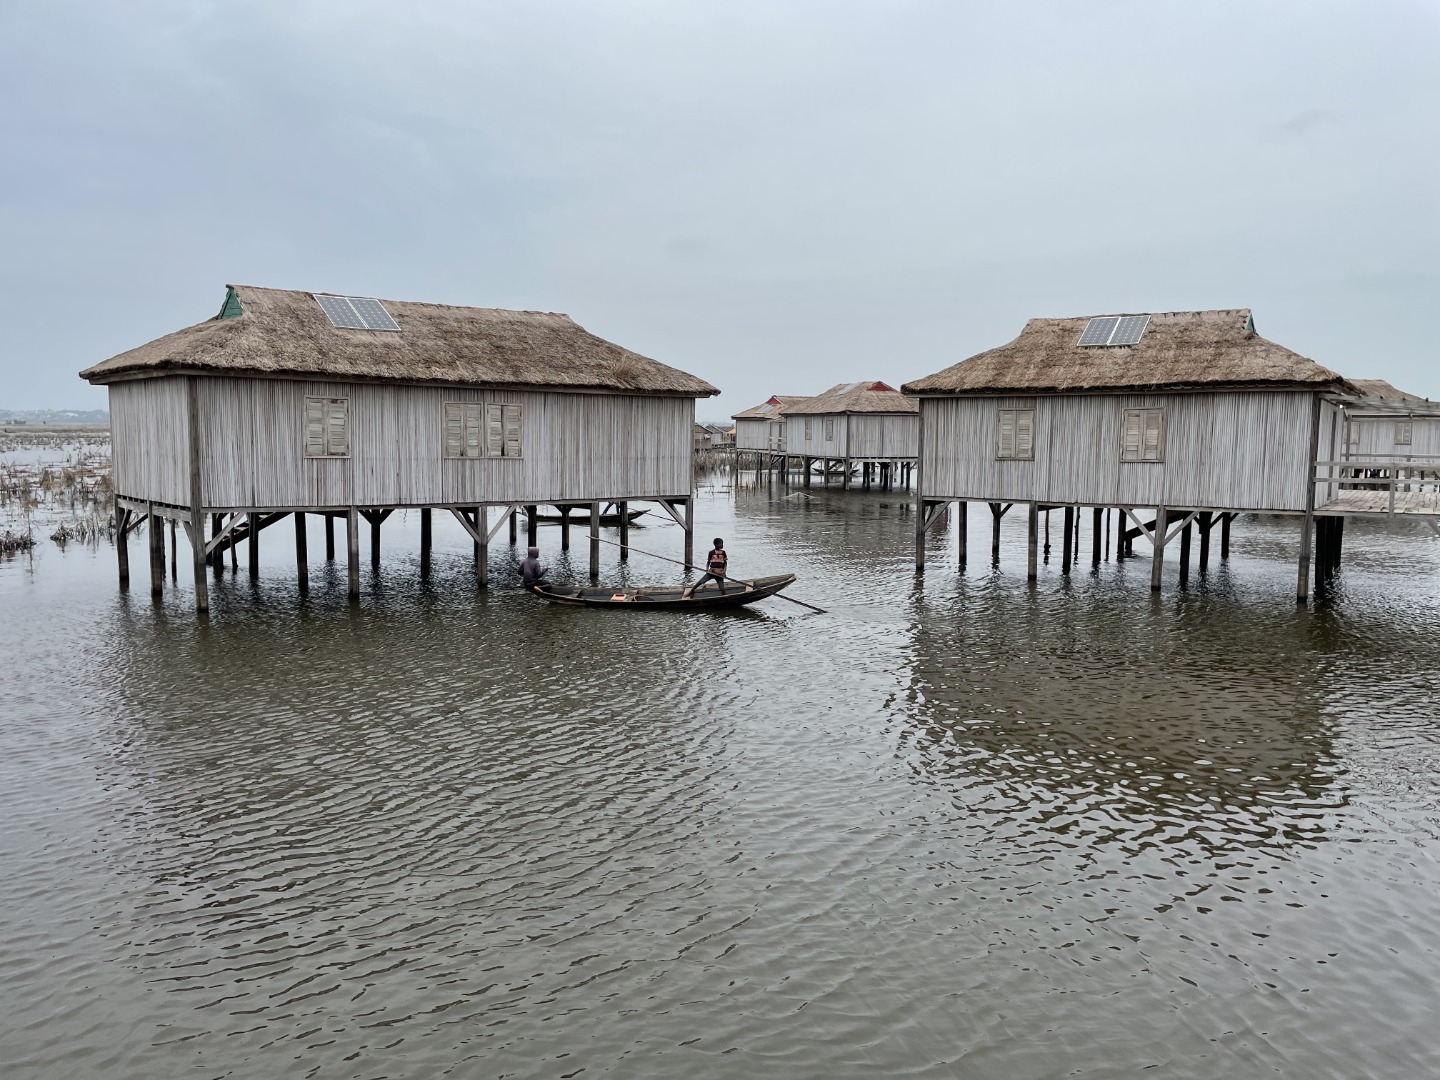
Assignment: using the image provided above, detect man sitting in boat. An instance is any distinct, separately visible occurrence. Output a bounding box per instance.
[683,538,729,599]
[518,547,549,591]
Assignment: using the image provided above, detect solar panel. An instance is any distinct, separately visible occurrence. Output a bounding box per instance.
[1110,314,1150,346]
[1078,316,1120,346]
[313,294,400,332]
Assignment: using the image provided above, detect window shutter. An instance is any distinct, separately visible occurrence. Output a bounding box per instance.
[461,405,481,458]
[304,397,326,458]
[1396,421,1413,446]
[1015,410,1034,460]
[825,418,834,441]
[998,409,1016,459]
[804,418,813,439]
[325,398,349,457]
[1121,409,1143,461]
[502,404,523,458]
[443,402,464,458]
[1141,409,1163,461]
[485,403,505,458]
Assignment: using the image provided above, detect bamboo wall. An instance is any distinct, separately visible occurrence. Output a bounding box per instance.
[920,390,1326,511]
[1348,415,1440,459]
[110,375,695,509]
[734,418,778,451]
[785,413,918,459]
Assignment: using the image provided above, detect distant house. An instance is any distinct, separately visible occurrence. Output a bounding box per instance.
[1343,379,1440,460]
[781,381,919,488]
[80,284,718,610]
[731,394,810,455]
[903,309,1355,597]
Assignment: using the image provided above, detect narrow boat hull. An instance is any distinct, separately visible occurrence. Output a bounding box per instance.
[531,573,796,610]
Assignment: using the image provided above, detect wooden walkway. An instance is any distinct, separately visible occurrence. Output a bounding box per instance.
[1318,488,1440,517]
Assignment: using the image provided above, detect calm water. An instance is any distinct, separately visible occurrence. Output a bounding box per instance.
[3,472,1440,1079]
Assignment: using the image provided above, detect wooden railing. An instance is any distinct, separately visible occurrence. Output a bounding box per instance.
[1314,460,1440,515]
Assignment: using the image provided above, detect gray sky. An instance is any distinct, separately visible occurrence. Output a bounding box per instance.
[3,0,1437,415]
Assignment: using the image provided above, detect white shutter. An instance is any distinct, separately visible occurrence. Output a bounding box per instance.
[443,402,465,459]
[485,403,505,458]
[304,397,326,458]
[1396,421,1413,446]
[325,398,349,457]
[825,418,834,441]
[1141,409,1163,461]
[1121,409,1143,461]
[502,404,523,458]
[997,409,1016,459]
[1015,409,1034,460]
[804,418,813,440]
[463,405,483,458]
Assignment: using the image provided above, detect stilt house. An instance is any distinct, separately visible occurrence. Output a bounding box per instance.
[80,285,718,610]
[903,309,1357,598]
[781,381,919,489]
[1342,379,1440,460]
[731,395,809,455]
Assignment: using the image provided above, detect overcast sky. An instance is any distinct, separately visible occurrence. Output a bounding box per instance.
[3,0,1437,415]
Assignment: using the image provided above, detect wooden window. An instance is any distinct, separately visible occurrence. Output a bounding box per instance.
[443,402,522,458]
[1396,420,1413,446]
[804,417,813,440]
[304,396,349,458]
[996,408,1035,460]
[824,418,835,441]
[1120,408,1165,462]
[1347,421,1361,446]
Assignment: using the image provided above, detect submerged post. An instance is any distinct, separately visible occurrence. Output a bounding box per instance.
[957,501,967,568]
[914,499,928,570]
[1179,519,1192,585]
[477,505,489,588]
[683,497,694,571]
[618,501,630,561]
[325,514,335,561]
[526,505,538,548]
[1092,507,1102,567]
[589,501,601,581]
[169,518,178,581]
[148,504,164,596]
[188,512,208,613]
[346,507,360,599]
[420,508,431,579]
[508,508,517,545]
[1297,396,1322,604]
[1197,511,1211,571]
[561,506,571,551]
[247,511,260,579]
[1151,506,1168,592]
[1221,513,1232,559]
[1026,502,1039,580]
[990,502,1003,564]
[116,502,130,589]
[370,511,381,572]
[1061,506,1073,573]
[295,511,308,594]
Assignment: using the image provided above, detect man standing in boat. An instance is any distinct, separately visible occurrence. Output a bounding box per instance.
[684,538,729,599]
[518,547,549,591]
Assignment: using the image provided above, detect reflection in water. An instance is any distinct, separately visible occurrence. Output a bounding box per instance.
[3,473,1440,1079]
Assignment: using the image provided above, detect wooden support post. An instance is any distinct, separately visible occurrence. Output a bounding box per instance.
[618,501,630,561]
[477,505,489,588]
[1092,507,1102,567]
[247,511,260,579]
[589,501,601,581]
[325,514,335,561]
[347,507,360,598]
[169,518,178,581]
[1334,516,1344,569]
[1043,508,1051,563]
[1026,503,1039,580]
[188,512,208,613]
[1221,513,1231,559]
[683,497,694,570]
[508,508,518,545]
[842,459,850,490]
[1179,519,1192,585]
[1151,506,1168,592]
[1197,511,1211,571]
[1297,397,1322,604]
[230,523,238,571]
[471,508,480,566]
[804,459,812,488]
[116,502,130,589]
[1061,506,1073,573]
[526,505,538,547]
[370,511,381,572]
[420,508,432,579]
[990,502,1003,564]
[295,512,308,594]
[561,506,571,550]
[209,513,224,571]
[1104,508,1111,562]
[148,505,164,596]
[957,501,967,567]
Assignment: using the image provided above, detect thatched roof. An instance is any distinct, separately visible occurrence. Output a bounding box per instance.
[903,310,1352,396]
[731,394,811,420]
[783,381,919,415]
[80,285,719,397]
[1349,379,1429,404]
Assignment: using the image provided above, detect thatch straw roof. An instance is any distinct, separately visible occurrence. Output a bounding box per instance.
[1349,379,1429,404]
[783,381,919,415]
[903,310,1352,396]
[731,394,812,420]
[80,285,719,397]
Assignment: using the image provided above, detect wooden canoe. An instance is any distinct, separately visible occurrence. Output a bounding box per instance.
[531,573,796,610]
[527,508,649,526]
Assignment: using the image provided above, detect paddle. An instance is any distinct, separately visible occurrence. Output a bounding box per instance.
[586,534,827,614]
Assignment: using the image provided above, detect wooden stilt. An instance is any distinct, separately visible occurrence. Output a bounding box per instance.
[370,511,381,572]
[1151,506,1168,592]
[957,501,967,568]
[1179,519,1192,585]
[561,506,571,550]
[169,518,178,581]
[1297,397,1322,604]
[526,505,538,548]
[295,512,308,593]
[1092,507,1102,567]
[618,501,630,560]
[991,502,1003,564]
[843,459,850,489]
[420,508,431,579]
[804,459,812,488]
[325,513,335,561]
[471,507,480,566]
[347,507,360,598]
[915,498,929,570]
[188,512,208,613]
[148,505,164,596]
[477,505,489,588]
[1043,508,1050,564]
[1221,513,1231,559]
[248,511,260,579]
[116,502,131,588]
[1061,506,1073,573]
[1197,511,1211,571]
[1026,503,1039,580]
[1104,508,1111,561]
[1334,516,1344,569]
[230,521,238,571]
[683,497,694,570]
[508,508,518,545]
[589,501,601,580]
